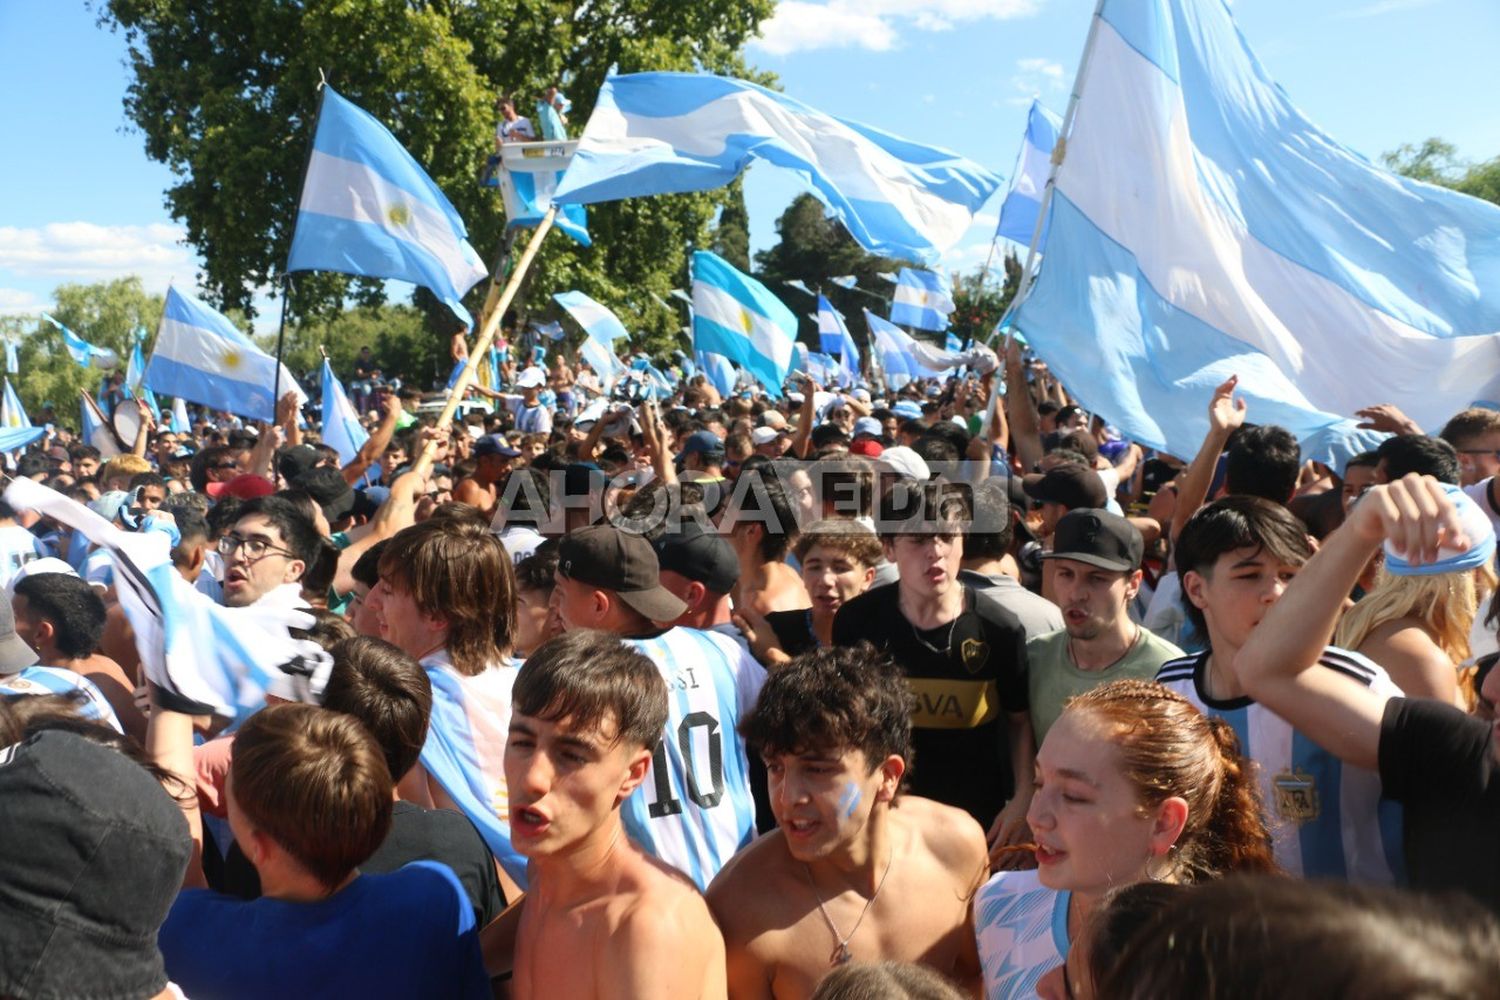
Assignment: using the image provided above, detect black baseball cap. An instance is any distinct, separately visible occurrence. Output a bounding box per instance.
[276,444,321,483]
[1022,465,1108,510]
[0,731,191,999]
[293,466,356,523]
[654,523,740,596]
[558,525,688,622]
[1041,508,1144,572]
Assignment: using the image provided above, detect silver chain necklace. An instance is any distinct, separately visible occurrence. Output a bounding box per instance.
[909,615,959,657]
[801,850,895,967]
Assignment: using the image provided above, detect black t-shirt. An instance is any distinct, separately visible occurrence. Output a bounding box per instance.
[832,582,1029,825]
[209,801,506,926]
[764,609,820,658]
[1379,697,1500,914]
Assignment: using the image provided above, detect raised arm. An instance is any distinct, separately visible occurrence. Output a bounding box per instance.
[130,399,155,458]
[1236,474,1471,770]
[1170,375,1245,545]
[146,701,208,889]
[790,377,817,460]
[343,393,403,485]
[1003,341,1043,474]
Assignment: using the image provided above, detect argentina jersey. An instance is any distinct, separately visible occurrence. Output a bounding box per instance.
[973,869,1070,1000]
[1156,647,1404,883]
[0,666,124,732]
[621,627,766,890]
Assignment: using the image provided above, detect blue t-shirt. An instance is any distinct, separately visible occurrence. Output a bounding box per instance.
[159,861,489,999]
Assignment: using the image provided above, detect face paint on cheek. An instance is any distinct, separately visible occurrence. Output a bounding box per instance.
[837,782,862,820]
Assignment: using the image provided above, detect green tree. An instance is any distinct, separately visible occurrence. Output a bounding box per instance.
[1381,138,1500,206]
[270,303,441,389]
[949,250,1022,346]
[753,193,907,350]
[2,278,164,427]
[95,0,776,361]
[709,178,752,272]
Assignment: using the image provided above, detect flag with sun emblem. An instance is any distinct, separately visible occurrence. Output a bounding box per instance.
[690,251,797,397]
[145,287,306,422]
[288,87,489,325]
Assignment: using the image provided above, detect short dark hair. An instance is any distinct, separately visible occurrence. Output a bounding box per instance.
[1376,434,1460,485]
[205,495,244,540]
[741,645,913,785]
[809,457,875,519]
[13,573,106,658]
[128,471,166,492]
[729,469,798,562]
[15,454,48,479]
[1225,424,1300,502]
[350,539,388,591]
[321,637,433,782]
[230,704,393,888]
[1174,496,1312,635]
[515,539,560,593]
[512,630,668,750]
[913,435,959,466]
[1345,450,1380,472]
[233,495,322,569]
[877,479,971,538]
[962,478,1015,559]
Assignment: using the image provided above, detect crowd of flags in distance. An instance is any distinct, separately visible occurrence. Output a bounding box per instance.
[6,0,1499,474]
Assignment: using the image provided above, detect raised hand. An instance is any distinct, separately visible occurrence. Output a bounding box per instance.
[1207,375,1247,435]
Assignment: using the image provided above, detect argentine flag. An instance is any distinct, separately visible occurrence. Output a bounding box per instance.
[816,295,860,386]
[145,287,306,423]
[4,340,17,375]
[1,379,29,429]
[507,165,591,246]
[890,269,954,332]
[320,359,369,467]
[554,290,630,344]
[696,350,737,398]
[554,73,1003,265]
[41,315,119,370]
[578,336,625,388]
[1010,0,1500,467]
[866,310,941,388]
[288,87,489,325]
[691,251,797,398]
[996,100,1063,248]
[124,338,162,421]
[170,397,192,435]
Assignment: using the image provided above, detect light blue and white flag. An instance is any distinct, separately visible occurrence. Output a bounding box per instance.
[145,287,306,423]
[320,359,369,467]
[3,340,17,375]
[578,335,625,388]
[1009,0,1498,467]
[287,87,489,325]
[691,251,798,398]
[554,290,630,344]
[124,337,162,421]
[890,269,954,332]
[784,279,814,297]
[865,310,942,388]
[554,73,1003,264]
[946,332,963,352]
[41,315,119,370]
[532,320,566,342]
[0,427,42,454]
[79,391,120,459]
[817,295,862,385]
[4,477,332,723]
[829,275,858,290]
[507,165,591,245]
[669,288,693,306]
[996,100,1063,248]
[1,379,29,429]
[695,350,737,397]
[170,397,192,435]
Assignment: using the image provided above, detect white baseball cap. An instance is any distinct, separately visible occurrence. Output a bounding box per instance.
[516,366,547,389]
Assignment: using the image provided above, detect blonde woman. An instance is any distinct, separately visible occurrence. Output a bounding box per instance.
[1336,485,1497,707]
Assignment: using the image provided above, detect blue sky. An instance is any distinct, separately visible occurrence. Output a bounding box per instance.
[1,0,1496,329]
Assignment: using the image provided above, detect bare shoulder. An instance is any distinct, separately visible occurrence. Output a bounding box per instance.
[605,856,725,993]
[892,796,988,874]
[707,831,797,931]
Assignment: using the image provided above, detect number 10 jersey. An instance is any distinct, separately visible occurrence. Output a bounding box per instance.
[621,626,768,890]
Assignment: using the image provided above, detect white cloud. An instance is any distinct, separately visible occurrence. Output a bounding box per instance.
[1010,56,1066,100]
[0,288,44,316]
[0,222,197,290]
[753,0,1041,56]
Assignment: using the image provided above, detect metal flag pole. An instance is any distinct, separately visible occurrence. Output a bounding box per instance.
[271,273,291,414]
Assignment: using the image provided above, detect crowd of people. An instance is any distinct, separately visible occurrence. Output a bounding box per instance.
[1,333,1498,1000]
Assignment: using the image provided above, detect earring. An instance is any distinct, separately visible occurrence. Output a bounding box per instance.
[1146,844,1179,883]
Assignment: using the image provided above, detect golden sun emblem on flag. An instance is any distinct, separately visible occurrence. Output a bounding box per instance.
[739,308,754,334]
[386,203,413,227]
[220,348,244,372]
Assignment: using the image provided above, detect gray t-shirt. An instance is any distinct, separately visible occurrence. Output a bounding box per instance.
[1026,627,1185,744]
[958,568,1064,641]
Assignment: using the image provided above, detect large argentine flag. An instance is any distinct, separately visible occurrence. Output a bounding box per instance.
[320,359,368,467]
[554,73,1003,265]
[288,87,489,325]
[145,287,306,423]
[692,251,798,397]
[1013,0,1500,467]
[1,379,29,430]
[996,100,1063,248]
[890,269,954,332]
[554,290,630,344]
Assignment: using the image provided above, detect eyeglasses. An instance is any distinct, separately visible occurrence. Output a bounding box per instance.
[218,533,295,561]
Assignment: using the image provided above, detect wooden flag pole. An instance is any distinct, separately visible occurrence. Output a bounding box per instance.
[428,206,557,439]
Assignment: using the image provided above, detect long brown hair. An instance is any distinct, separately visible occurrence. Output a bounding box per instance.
[1065,680,1278,882]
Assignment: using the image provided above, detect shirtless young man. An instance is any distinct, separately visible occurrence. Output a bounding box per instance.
[707,646,987,999]
[504,629,726,999]
[452,433,520,517]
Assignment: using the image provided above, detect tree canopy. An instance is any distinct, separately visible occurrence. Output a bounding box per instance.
[1381,138,1500,206]
[93,0,776,356]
